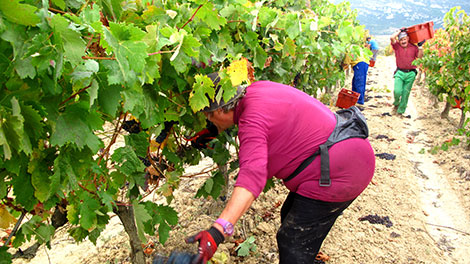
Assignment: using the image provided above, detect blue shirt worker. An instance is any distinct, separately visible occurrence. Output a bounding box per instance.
[366,36,379,62]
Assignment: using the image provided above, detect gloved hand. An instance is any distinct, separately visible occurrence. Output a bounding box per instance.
[417,40,426,47]
[185,227,224,264]
[187,122,219,149]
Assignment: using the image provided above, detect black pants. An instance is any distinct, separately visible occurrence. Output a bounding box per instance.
[276,192,355,264]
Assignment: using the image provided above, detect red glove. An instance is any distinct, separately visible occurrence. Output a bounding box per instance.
[186,122,219,149]
[185,227,224,264]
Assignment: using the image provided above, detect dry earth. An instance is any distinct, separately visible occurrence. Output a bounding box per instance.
[7,55,470,264]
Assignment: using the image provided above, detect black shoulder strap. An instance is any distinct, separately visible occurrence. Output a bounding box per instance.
[283,106,368,185]
[283,149,320,182]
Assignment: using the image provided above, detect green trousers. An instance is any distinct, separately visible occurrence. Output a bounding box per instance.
[393,70,417,114]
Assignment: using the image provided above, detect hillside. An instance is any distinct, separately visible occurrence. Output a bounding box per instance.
[9,55,470,264]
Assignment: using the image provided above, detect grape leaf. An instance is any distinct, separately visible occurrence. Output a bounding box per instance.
[68,226,89,242]
[51,0,66,10]
[80,197,100,230]
[198,3,227,30]
[97,75,122,116]
[254,45,267,69]
[50,104,103,152]
[133,201,151,243]
[0,99,28,159]
[283,38,296,57]
[30,167,52,203]
[0,246,12,264]
[50,14,86,66]
[15,57,36,79]
[11,170,37,211]
[111,146,146,176]
[66,204,79,225]
[0,0,40,26]
[196,171,225,199]
[188,74,215,112]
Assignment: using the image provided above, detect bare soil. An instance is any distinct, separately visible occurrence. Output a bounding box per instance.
[8,55,470,264]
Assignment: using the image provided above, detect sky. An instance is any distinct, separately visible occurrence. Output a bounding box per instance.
[328,0,470,36]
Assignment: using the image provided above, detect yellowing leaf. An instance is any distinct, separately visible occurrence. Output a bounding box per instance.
[0,205,17,229]
[150,137,168,152]
[227,59,249,86]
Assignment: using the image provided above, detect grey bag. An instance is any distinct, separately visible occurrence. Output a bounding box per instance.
[284,106,369,186]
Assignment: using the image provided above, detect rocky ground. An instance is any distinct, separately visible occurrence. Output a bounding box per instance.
[9,55,470,264]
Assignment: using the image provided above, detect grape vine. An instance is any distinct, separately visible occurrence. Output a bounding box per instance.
[0,0,368,262]
[415,7,470,146]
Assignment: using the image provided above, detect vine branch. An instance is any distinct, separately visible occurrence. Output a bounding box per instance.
[180,4,204,31]
[59,83,93,106]
[3,212,26,247]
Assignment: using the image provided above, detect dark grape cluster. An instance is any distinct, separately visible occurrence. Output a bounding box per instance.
[358,214,393,228]
[152,252,197,264]
[122,120,143,134]
[375,152,396,160]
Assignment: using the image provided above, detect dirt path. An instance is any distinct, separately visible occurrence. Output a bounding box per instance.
[9,55,470,264]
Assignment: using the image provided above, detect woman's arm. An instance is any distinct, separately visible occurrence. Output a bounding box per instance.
[212,186,256,237]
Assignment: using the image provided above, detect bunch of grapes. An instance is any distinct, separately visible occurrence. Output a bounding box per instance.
[358,214,393,227]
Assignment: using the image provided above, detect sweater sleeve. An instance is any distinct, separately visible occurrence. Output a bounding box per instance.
[234,113,269,198]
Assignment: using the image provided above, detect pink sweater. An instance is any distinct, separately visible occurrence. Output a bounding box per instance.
[233,81,375,202]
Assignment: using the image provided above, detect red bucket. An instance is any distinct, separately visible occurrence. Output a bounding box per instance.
[336,89,360,109]
[369,59,375,67]
[406,21,434,44]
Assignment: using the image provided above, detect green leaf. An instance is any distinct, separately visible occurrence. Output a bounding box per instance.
[68,226,89,242]
[11,170,37,211]
[97,79,122,116]
[99,0,123,21]
[30,168,52,203]
[50,14,86,65]
[51,0,66,10]
[254,45,267,69]
[0,98,29,159]
[258,7,278,28]
[188,74,215,112]
[66,204,79,225]
[53,150,79,191]
[283,38,296,58]
[199,3,226,30]
[98,190,116,212]
[144,202,178,244]
[285,13,301,39]
[80,197,100,229]
[35,224,55,244]
[0,0,40,26]
[20,102,44,145]
[337,20,353,43]
[204,178,214,193]
[196,171,225,199]
[111,146,146,175]
[15,57,36,79]
[50,104,103,152]
[133,201,152,243]
[125,132,149,157]
[0,246,12,264]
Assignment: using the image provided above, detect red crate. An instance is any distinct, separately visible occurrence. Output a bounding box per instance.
[406,21,434,44]
[335,89,360,109]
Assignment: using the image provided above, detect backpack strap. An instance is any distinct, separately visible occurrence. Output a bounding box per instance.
[319,144,331,186]
[283,106,369,186]
[283,149,320,182]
